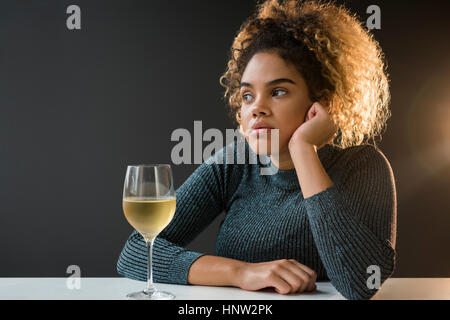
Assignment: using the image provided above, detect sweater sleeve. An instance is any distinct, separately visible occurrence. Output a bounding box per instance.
[303,145,397,300]
[116,143,242,284]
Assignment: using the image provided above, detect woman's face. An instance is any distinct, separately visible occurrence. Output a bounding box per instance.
[240,51,313,156]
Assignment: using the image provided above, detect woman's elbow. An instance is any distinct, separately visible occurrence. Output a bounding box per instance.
[340,264,395,300]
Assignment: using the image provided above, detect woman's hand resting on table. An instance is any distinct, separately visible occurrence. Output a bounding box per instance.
[235,259,317,295]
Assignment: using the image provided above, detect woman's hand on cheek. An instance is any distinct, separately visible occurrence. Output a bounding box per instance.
[288,102,338,152]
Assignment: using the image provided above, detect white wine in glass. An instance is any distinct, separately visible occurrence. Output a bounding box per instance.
[122,164,176,300]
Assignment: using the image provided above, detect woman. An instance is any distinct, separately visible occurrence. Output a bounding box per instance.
[117,0,397,300]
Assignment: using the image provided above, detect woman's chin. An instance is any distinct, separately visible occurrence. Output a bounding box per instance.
[247,138,275,156]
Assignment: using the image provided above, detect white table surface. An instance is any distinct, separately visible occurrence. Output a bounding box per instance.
[0,278,343,300]
[0,278,448,300]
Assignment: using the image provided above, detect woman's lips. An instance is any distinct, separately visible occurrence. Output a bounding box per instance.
[249,127,273,137]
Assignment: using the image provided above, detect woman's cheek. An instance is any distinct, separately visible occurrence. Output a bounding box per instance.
[240,109,253,136]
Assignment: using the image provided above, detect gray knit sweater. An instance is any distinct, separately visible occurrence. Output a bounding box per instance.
[117,139,397,300]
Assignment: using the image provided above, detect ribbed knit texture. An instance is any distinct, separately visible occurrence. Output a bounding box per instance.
[117,139,397,300]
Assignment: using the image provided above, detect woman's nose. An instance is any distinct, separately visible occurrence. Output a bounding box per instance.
[253,109,268,116]
[251,100,271,117]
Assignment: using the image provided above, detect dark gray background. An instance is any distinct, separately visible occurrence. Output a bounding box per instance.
[1,0,449,277]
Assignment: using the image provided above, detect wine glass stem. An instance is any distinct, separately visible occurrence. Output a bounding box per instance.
[145,238,156,294]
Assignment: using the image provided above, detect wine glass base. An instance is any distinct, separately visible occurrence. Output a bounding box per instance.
[126,290,175,300]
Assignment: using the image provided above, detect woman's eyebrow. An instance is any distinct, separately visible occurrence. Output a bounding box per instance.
[240,78,296,88]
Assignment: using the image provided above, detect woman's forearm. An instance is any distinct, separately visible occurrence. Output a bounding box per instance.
[187,255,247,287]
[289,142,334,199]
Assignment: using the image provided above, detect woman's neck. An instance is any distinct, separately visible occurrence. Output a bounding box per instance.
[270,148,296,171]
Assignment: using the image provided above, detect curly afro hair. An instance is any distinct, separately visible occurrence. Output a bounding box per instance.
[220,0,391,149]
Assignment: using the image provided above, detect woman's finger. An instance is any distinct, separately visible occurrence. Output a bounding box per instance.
[288,260,317,291]
[275,264,310,293]
[267,272,292,295]
[288,260,316,278]
[282,261,314,292]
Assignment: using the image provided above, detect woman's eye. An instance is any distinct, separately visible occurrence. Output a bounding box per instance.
[273,89,287,97]
[242,93,253,102]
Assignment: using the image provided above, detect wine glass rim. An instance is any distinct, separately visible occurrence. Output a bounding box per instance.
[127,164,172,168]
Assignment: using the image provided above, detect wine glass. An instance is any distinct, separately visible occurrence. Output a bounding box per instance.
[122,164,176,300]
